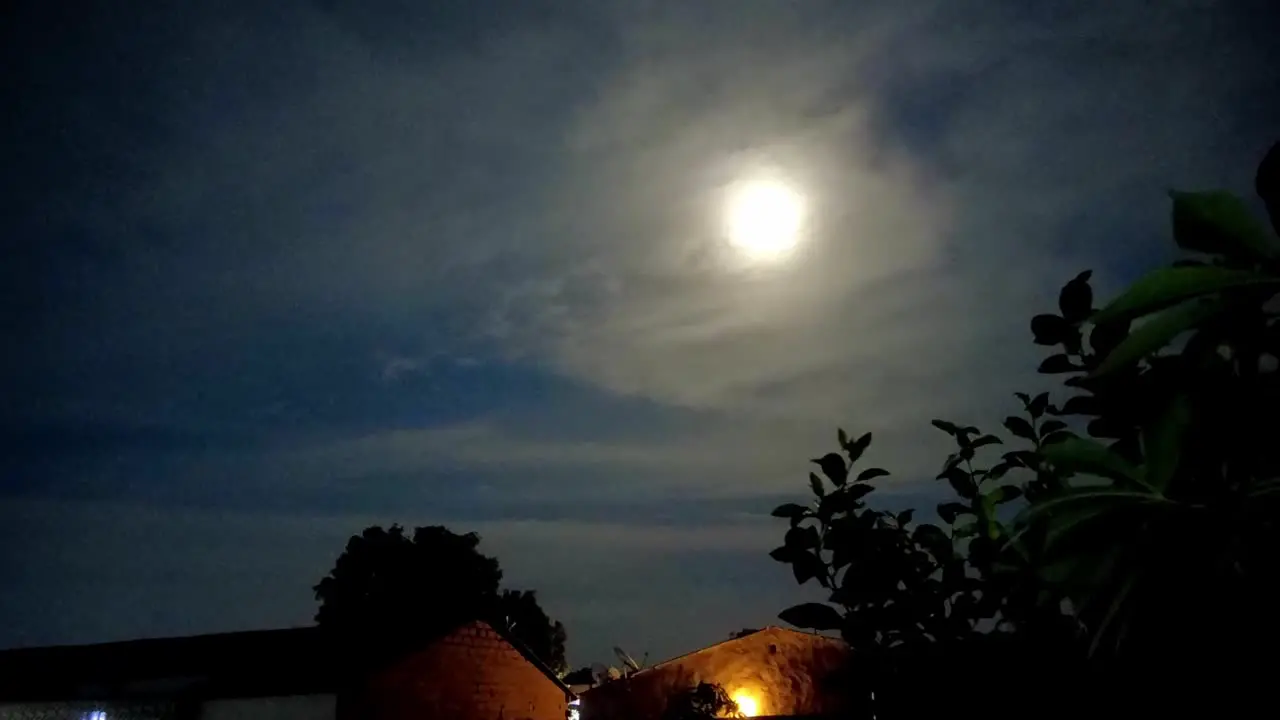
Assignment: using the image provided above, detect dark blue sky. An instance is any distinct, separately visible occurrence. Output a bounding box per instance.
[3,0,1277,666]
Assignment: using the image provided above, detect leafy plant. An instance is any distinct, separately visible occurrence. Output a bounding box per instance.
[1008,143,1280,659]
[770,141,1280,711]
[771,417,1079,717]
[770,403,1071,644]
[660,682,740,720]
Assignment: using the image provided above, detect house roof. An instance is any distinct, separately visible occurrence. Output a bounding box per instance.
[626,626,847,677]
[477,621,575,698]
[0,620,571,703]
[0,626,338,703]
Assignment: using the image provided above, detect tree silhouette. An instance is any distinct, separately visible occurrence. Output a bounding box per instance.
[562,667,596,686]
[314,524,567,672]
[498,589,568,676]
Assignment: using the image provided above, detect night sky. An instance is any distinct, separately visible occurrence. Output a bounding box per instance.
[3,1,1277,667]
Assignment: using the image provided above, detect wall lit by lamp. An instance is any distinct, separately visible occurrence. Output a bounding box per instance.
[80,711,107,720]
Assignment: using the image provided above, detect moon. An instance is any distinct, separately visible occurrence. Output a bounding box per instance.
[724,178,806,261]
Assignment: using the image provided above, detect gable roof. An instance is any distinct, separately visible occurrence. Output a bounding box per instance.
[466,620,574,698]
[0,620,571,703]
[628,626,847,677]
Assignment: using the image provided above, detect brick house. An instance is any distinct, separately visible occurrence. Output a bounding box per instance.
[0,620,573,720]
[580,627,848,719]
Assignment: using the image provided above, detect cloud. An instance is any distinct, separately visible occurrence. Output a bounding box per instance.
[377,354,427,382]
[472,0,1277,431]
[4,0,1276,666]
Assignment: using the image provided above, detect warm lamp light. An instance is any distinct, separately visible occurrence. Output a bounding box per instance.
[731,691,760,717]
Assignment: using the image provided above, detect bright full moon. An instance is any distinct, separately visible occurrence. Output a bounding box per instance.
[725,178,805,261]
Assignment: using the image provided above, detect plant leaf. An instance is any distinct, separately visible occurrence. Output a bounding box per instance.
[1041,430,1074,445]
[931,419,960,435]
[1039,354,1082,374]
[1089,573,1139,658]
[987,461,1015,481]
[912,524,953,561]
[791,552,828,586]
[856,467,891,482]
[818,488,866,517]
[1039,437,1148,489]
[846,484,876,501]
[940,453,961,474]
[994,484,1024,504]
[1059,270,1094,323]
[770,503,809,520]
[971,434,1003,450]
[809,472,826,498]
[1170,190,1278,261]
[1142,394,1191,493]
[937,502,968,525]
[778,602,843,631]
[1089,320,1131,358]
[768,546,796,563]
[1093,297,1231,377]
[846,432,873,463]
[941,466,977,498]
[811,453,847,487]
[1003,416,1037,442]
[1086,416,1129,440]
[1002,449,1040,467]
[1029,393,1050,418]
[1091,266,1273,326]
[1039,419,1068,436]
[1006,488,1174,551]
[785,525,821,550]
[1059,395,1100,416]
[1031,314,1071,345]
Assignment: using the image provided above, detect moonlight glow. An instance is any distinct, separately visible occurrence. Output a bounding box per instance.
[725,178,805,260]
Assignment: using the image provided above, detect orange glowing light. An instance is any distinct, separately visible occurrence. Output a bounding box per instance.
[731,691,760,717]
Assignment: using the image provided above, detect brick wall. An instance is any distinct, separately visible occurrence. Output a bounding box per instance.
[581,628,849,720]
[339,621,568,720]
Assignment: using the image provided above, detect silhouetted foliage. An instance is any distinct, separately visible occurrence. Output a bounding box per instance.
[314,524,568,673]
[728,628,759,639]
[314,525,501,635]
[770,141,1280,716]
[499,589,569,676]
[661,682,740,720]
[563,666,596,686]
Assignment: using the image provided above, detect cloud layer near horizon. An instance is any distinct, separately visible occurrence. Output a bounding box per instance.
[4,0,1276,665]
